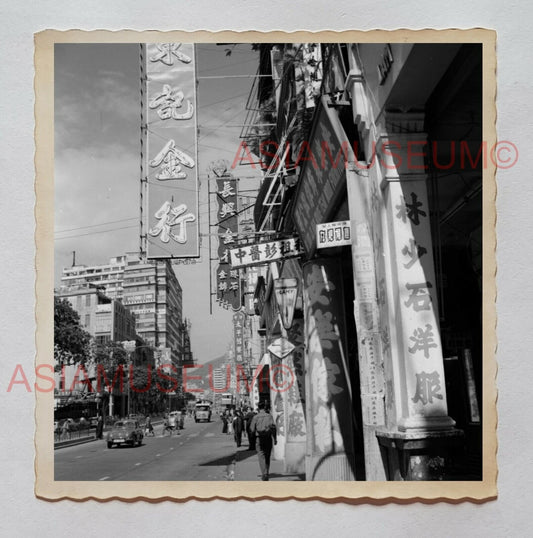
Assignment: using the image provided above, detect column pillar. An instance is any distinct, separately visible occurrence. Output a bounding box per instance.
[303,259,357,480]
[379,112,455,432]
[282,318,306,474]
[375,112,459,479]
[270,353,286,461]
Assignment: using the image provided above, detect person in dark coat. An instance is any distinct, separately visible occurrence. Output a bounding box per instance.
[96,415,104,439]
[233,410,244,447]
[244,407,256,450]
[221,411,228,434]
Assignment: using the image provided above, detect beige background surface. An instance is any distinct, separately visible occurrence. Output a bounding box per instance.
[0,0,530,535]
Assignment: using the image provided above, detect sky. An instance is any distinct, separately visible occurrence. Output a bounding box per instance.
[54,43,263,363]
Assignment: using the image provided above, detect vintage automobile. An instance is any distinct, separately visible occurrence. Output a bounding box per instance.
[106,419,144,448]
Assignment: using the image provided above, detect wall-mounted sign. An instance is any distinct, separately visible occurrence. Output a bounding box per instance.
[316,220,352,249]
[229,237,302,269]
[144,43,199,258]
[273,278,298,330]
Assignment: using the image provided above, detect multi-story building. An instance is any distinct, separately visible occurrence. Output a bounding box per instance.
[61,256,126,300]
[56,282,136,343]
[59,252,185,368]
[121,253,183,367]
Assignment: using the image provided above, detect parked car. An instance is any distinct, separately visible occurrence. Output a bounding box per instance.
[106,419,144,448]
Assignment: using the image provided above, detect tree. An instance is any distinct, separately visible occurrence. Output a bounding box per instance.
[54,297,92,370]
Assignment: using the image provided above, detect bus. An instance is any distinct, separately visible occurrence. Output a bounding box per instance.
[194,400,212,423]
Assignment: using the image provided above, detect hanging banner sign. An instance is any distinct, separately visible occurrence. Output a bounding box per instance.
[145,43,199,258]
[215,170,242,311]
[229,237,302,269]
[273,278,298,330]
[316,220,352,249]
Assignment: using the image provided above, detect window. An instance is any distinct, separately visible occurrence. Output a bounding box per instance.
[85,314,90,327]
[86,294,91,307]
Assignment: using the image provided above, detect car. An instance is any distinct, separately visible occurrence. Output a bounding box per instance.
[106,419,144,448]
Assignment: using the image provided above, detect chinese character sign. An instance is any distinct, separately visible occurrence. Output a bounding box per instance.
[145,43,199,258]
[229,238,303,268]
[233,312,245,362]
[390,182,449,422]
[216,175,241,310]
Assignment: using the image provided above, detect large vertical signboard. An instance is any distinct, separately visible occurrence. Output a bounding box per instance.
[215,172,242,310]
[145,43,199,258]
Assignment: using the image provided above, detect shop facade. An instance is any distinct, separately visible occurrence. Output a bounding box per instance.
[247,43,483,480]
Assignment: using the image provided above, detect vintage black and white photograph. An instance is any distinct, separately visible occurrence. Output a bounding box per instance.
[36,31,496,498]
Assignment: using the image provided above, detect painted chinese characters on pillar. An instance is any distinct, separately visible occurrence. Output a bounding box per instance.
[412,371,444,405]
[215,170,241,311]
[285,319,306,440]
[144,43,199,258]
[388,180,451,429]
[303,261,355,458]
[396,192,427,226]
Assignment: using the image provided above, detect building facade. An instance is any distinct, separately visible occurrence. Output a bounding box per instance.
[241,43,483,481]
[59,252,185,368]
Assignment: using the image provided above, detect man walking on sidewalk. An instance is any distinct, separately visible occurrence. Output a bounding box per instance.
[250,402,277,481]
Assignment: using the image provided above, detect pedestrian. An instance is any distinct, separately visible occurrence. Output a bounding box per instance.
[227,409,234,435]
[61,419,71,441]
[221,411,228,434]
[250,401,277,481]
[145,415,154,437]
[244,407,257,450]
[233,410,244,448]
[96,414,104,439]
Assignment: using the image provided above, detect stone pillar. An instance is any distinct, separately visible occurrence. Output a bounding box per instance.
[270,353,286,461]
[283,318,307,474]
[303,259,357,481]
[378,112,455,433]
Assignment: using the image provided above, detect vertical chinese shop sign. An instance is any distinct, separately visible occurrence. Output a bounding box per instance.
[216,175,241,310]
[233,311,245,363]
[145,43,199,258]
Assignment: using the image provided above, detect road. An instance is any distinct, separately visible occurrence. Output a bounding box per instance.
[54,416,250,481]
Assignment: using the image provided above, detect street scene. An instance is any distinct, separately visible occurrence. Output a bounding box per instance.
[55,414,302,482]
[53,41,485,482]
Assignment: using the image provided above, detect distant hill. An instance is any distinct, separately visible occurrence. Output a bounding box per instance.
[184,354,229,391]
